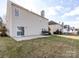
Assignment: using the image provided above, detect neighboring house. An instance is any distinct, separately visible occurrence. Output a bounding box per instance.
[6,0,48,39]
[62,25,70,34]
[62,25,78,35]
[48,21,62,34]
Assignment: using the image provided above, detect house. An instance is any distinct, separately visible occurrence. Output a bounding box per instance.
[48,21,62,34]
[6,0,48,40]
[62,25,70,34]
[62,25,78,35]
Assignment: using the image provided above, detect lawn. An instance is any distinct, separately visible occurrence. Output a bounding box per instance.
[0,35,79,58]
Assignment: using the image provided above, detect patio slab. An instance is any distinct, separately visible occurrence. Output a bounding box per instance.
[14,35,49,41]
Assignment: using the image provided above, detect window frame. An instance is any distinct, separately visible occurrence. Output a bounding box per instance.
[17,26,24,36]
[15,8,19,16]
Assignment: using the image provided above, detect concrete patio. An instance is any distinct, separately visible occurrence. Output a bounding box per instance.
[14,35,49,41]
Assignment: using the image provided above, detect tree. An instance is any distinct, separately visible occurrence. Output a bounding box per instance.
[0,17,3,26]
[67,25,70,31]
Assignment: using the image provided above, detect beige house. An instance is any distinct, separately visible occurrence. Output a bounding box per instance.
[6,0,48,40]
[48,21,62,34]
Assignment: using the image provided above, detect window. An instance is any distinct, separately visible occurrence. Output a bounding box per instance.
[15,8,19,16]
[17,27,24,36]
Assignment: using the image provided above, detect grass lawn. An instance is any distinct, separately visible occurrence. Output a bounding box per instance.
[0,35,79,58]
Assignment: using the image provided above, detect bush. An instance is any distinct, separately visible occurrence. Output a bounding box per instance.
[54,30,62,35]
[0,26,7,37]
[77,31,79,35]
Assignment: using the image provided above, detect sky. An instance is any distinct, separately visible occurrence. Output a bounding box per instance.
[0,0,79,28]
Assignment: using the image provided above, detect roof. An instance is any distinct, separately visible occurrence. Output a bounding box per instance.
[10,1,48,20]
[48,21,59,25]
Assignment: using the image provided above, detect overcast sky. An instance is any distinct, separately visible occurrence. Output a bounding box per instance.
[0,0,79,28]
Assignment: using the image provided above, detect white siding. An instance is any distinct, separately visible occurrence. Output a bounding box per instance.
[6,0,13,36]
[49,25,62,34]
[6,1,48,38]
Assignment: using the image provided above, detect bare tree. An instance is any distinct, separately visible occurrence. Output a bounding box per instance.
[0,17,3,26]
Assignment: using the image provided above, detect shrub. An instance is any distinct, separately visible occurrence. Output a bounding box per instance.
[0,26,7,37]
[77,31,79,35]
[54,30,62,35]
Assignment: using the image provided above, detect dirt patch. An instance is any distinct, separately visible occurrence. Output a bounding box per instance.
[58,35,79,40]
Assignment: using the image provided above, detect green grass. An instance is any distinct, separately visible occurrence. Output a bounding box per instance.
[0,35,79,58]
